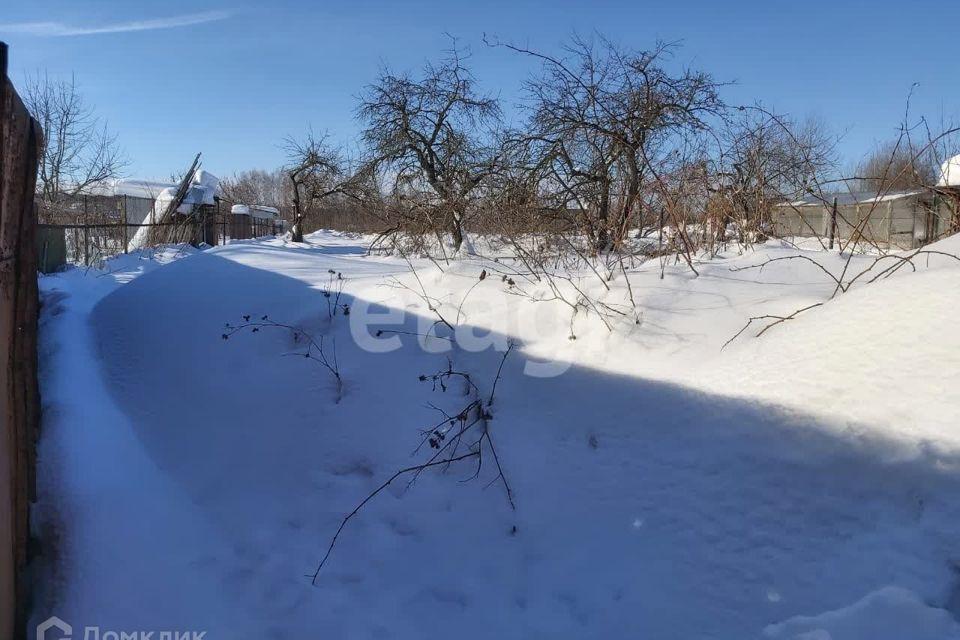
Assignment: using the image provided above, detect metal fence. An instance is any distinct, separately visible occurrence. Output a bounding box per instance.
[37,211,285,271]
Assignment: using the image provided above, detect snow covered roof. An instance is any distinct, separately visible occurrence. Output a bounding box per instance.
[778,190,922,208]
[188,170,219,206]
[250,205,279,219]
[81,173,222,203]
[231,204,280,218]
[82,178,178,199]
[937,154,960,187]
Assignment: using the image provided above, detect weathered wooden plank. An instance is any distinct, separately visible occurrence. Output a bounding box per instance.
[0,40,42,640]
[0,43,16,640]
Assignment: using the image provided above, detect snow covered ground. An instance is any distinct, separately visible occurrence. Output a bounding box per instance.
[31,231,960,639]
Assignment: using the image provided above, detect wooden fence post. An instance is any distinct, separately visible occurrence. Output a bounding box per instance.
[828,197,838,250]
[0,40,42,640]
[83,195,89,265]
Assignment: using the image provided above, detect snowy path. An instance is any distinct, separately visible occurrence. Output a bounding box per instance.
[32,234,960,639]
[34,250,255,635]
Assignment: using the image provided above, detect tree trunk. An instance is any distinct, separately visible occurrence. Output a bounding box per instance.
[615,170,640,250]
[289,174,304,243]
[450,210,464,252]
[594,180,611,253]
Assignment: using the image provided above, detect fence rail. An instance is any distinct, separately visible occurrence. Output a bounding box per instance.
[37,213,285,271]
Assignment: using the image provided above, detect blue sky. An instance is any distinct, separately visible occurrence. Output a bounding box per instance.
[2,0,958,180]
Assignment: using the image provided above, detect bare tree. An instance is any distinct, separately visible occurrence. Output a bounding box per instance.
[714,110,837,242]
[358,43,502,252]
[220,168,291,211]
[285,131,371,242]
[495,36,725,255]
[857,139,937,192]
[23,72,125,204]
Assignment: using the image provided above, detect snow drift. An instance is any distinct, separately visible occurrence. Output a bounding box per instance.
[765,586,960,640]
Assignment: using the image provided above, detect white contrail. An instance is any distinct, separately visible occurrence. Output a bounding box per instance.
[0,10,231,37]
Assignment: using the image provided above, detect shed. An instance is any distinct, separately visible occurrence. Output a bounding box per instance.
[770,188,957,249]
[230,204,253,240]
[126,172,221,251]
[83,178,179,225]
[230,204,283,239]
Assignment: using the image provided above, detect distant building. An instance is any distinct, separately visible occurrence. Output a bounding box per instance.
[230,204,285,240]
[771,189,956,249]
[771,156,960,249]
[126,171,221,251]
[83,178,179,225]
